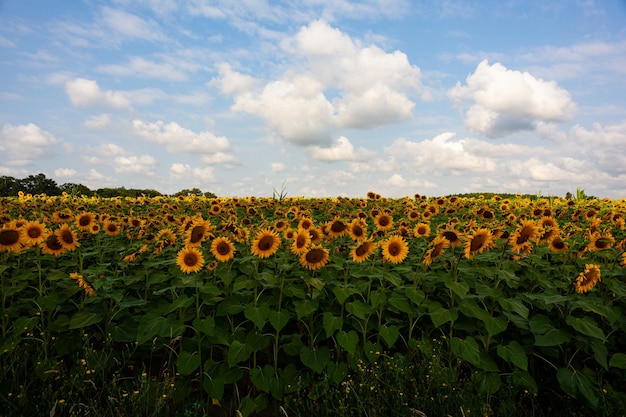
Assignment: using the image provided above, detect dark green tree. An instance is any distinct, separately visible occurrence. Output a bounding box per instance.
[18,173,60,195]
[59,182,92,196]
[0,176,19,196]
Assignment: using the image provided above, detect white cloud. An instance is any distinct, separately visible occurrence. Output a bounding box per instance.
[97,143,128,157]
[83,113,112,129]
[382,173,437,189]
[170,163,216,182]
[99,6,167,42]
[131,120,231,157]
[97,56,188,81]
[448,60,576,137]
[307,136,374,162]
[0,123,59,166]
[271,162,286,173]
[54,168,78,177]
[220,20,426,145]
[113,154,157,176]
[65,78,131,109]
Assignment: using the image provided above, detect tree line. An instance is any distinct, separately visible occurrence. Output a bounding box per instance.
[0,173,217,198]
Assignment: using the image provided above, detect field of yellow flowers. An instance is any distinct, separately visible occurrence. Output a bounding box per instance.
[1,192,625,416]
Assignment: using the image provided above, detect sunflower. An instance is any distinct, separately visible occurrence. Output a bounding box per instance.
[103,219,123,236]
[185,218,214,247]
[381,235,409,264]
[299,245,329,270]
[621,252,626,268]
[327,218,348,237]
[52,210,74,223]
[176,246,205,274]
[509,220,541,254]
[298,218,314,230]
[0,225,23,253]
[347,219,367,241]
[210,237,235,262]
[464,228,494,259]
[19,220,48,247]
[548,235,568,252]
[40,233,66,256]
[413,222,431,238]
[437,229,463,247]
[70,272,96,297]
[250,228,281,258]
[374,213,394,231]
[586,233,615,252]
[75,212,97,231]
[423,236,450,266]
[55,224,80,251]
[574,264,601,294]
[350,240,377,263]
[291,229,311,255]
[308,227,323,244]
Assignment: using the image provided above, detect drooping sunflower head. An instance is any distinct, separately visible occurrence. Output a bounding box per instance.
[548,235,568,252]
[0,225,22,253]
[574,264,601,294]
[350,240,377,263]
[40,233,66,257]
[587,233,615,251]
[464,228,494,259]
[251,228,281,258]
[423,236,450,266]
[176,246,205,274]
[439,229,462,247]
[381,235,409,264]
[186,218,214,246]
[327,218,348,237]
[299,245,330,270]
[210,237,236,262]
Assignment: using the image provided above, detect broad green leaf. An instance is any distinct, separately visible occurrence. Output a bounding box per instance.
[136,316,166,344]
[379,324,399,348]
[294,299,318,320]
[474,370,502,395]
[405,288,425,306]
[346,300,373,320]
[192,316,215,336]
[557,367,599,408]
[450,336,480,365]
[165,294,194,313]
[445,277,469,298]
[498,297,529,319]
[244,304,269,330]
[484,315,508,336]
[590,339,608,370]
[388,292,412,313]
[336,330,359,355]
[333,287,353,305]
[177,351,201,375]
[565,315,606,341]
[369,290,386,308]
[227,340,251,367]
[429,302,458,328]
[322,312,343,338]
[534,329,571,346]
[250,365,276,394]
[364,341,382,362]
[268,310,290,333]
[69,311,104,329]
[497,341,528,371]
[609,353,626,369]
[529,314,554,334]
[300,346,330,373]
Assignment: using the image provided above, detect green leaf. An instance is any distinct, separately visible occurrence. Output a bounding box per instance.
[244,304,269,330]
[69,311,104,329]
[227,340,251,367]
[166,295,194,312]
[192,316,215,336]
[534,329,571,346]
[388,292,412,313]
[268,310,290,333]
[323,312,343,338]
[609,353,626,369]
[445,277,469,298]
[250,365,276,394]
[346,300,374,320]
[294,299,318,320]
[333,287,353,305]
[364,341,382,362]
[497,341,528,371]
[566,315,606,341]
[379,324,399,348]
[498,297,529,319]
[557,367,599,408]
[405,288,425,306]
[428,302,458,328]
[336,330,359,355]
[484,315,508,336]
[450,336,480,365]
[590,339,608,370]
[136,316,166,344]
[177,351,201,375]
[300,346,330,373]
[369,290,386,308]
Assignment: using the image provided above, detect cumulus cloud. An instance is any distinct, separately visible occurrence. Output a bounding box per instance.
[271,162,286,173]
[83,113,112,129]
[97,56,188,81]
[448,60,576,137]
[306,136,375,162]
[386,132,497,173]
[217,20,426,145]
[66,78,131,109]
[0,123,59,166]
[130,120,231,157]
[113,154,157,176]
[170,163,216,182]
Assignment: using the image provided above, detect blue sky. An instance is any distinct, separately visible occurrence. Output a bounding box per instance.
[1,0,626,198]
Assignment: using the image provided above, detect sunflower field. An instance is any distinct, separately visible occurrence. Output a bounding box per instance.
[1,192,626,416]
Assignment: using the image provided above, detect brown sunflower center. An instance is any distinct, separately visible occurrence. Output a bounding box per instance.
[442,231,459,243]
[258,235,275,250]
[0,229,20,245]
[216,242,231,255]
[190,226,205,243]
[60,230,74,244]
[305,248,325,263]
[184,253,199,266]
[594,238,611,249]
[388,242,401,256]
[330,220,346,233]
[377,216,390,227]
[470,235,486,252]
[79,216,91,226]
[27,227,43,238]
[45,235,63,250]
[355,242,372,257]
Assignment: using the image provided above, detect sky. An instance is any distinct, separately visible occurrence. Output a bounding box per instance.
[1,0,626,199]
